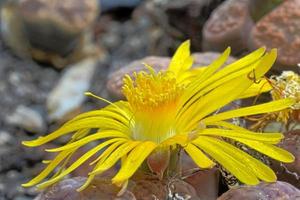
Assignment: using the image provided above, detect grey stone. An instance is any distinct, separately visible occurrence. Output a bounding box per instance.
[47,58,98,122]
[217,181,300,200]
[6,105,46,133]
[202,0,253,54]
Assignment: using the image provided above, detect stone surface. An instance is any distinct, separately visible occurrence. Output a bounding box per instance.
[6,105,46,133]
[1,0,100,68]
[271,130,300,188]
[202,0,253,54]
[217,181,300,200]
[181,152,219,200]
[144,0,226,50]
[249,0,300,69]
[47,58,98,122]
[35,177,136,200]
[249,0,283,22]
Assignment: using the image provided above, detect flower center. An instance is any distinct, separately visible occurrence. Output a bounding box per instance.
[122,69,184,143]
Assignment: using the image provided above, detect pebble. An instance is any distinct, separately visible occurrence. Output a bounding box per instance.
[202,0,253,54]
[249,0,300,69]
[0,130,12,145]
[6,105,46,134]
[217,181,300,200]
[181,152,219,200]
[35,177,136,200]
[271,129,300,188]
[47,58,98,122]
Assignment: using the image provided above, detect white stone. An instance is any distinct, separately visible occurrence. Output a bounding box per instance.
[47,58,98,121]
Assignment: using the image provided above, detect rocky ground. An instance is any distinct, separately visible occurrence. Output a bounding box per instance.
[0,0,300,199]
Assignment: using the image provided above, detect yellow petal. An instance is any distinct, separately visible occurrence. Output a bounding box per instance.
[177,51,276,131]
[231,138,295,163]
[90,141,141,175]
[37,138,124,189]
[89,139,126,166]
[112,141,157,185]
[179,75,255,131]
[184,143,215,168]
[22,149,76,187]
[23,116,130,147]
[168,40,193,77]
[203,98,295,124]
[194,47,230,83]
[194,136,276,182]
[198,128,283,144]
[179,47,266,110]
[46,130,129,152]
[193,136,259,185]
[240,78,272,99]
[161,134,188,146]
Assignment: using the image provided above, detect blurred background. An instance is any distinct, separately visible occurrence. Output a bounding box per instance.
[0,0,299,199]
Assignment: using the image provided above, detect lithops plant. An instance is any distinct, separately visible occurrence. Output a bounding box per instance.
[1,0,100,68]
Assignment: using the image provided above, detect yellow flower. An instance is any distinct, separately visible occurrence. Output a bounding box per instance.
[270,71,300,123]
[22,41,294,191]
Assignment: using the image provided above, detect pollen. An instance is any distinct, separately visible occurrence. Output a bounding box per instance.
[122,68,184,142]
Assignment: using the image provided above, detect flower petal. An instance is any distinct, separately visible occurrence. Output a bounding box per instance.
[112,141,157,185]
[184,143,215,168]
[203,98,295,124]
[178,51,278,131]
[239,78,272,99]
[192,136,259,185]
[90,141,141,175]
[198,128,283,144]
[36,139,125,189]
[22,149,76,187]
[168,40,193,77]
[194,136,276,182]
[46,130,129,152]
[231,138,295,163]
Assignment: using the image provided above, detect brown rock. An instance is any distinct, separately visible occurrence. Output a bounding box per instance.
[249,0,300,69]
[143,0,225,50]
[1,0,100,68]
[271,130,300,188]
[129,173,167,200]
[106,53,236,99]
[181,152,219,200]
[35,177,136,200]
[217,181,300,200]
[202,0,253,54]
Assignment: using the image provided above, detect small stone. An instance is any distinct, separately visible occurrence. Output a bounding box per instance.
[249,0,300,69]
[202,0,253,54]
[47,58,98,122]
[36,177,136,200]
[217,181,300,200]
[181,152,219,200]
[6,105,45,133]
[249,0,284,22]
[1,0,100,67]
[167,179,200,200]
[0,130,13,145]
[163,0,225,50]
[271,130,300,188]
[106,52,236,100]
